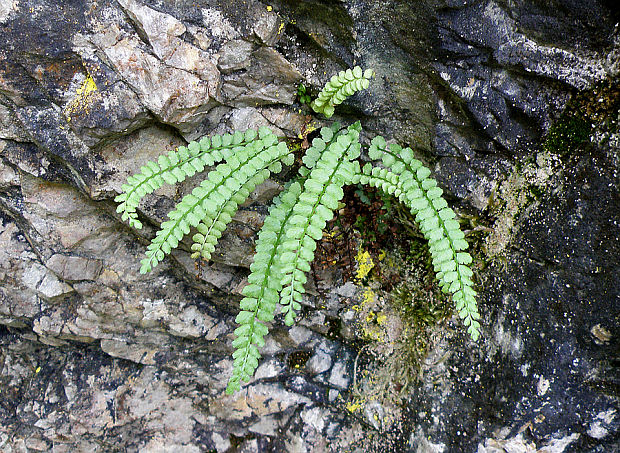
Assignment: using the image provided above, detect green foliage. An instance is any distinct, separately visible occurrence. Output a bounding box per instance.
[310,66,374,118]
[114,129,267,230]
[297,83,312,105]
[542,114,590,156]
[354,138,480,338]
[115,67,480,395]
[228,183,300,392]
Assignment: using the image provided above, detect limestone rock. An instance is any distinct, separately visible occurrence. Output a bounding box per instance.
[221,46,302,107]
[46,254,103,282]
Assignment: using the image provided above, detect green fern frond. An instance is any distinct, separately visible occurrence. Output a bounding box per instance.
[190,168,266,261]
[226,122,357,393]
[359,138,481,340]
[278,124,361,323]
[115,129,268,229]
[189,130,289,261]
[300,122,340,172]
[311,66,374,118]
[226,181,304,394]
[140,131,290,273]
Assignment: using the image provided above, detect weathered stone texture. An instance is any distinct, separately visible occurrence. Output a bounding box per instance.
[1,0,618,452]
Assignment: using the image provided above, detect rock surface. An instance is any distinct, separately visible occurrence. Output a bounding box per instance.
[1,0,618,452]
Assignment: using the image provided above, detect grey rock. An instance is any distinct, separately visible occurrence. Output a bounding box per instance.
[20,263,74,299]
[288,325,313,345]
[58,59,151,148]
[0,156,19,190]
[307,347,333,375]
[254,358,286,380]
[92,125,184,200]
[328,357,351,390]
[0,104,28,141]
[83,1,221,133]
[221,47,302,106]
[217,39,255,74]
[46,254,103,282]
[300,406,328,434]
[0,0,619,451]
[252,8,284,46]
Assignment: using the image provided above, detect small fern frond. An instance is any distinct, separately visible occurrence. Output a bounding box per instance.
[226,182,304,394]
[189,129,289,261]
[115,129,268,229]
[278,124,361,323]
[360,138,481,340]
[140,131,290,273]
[310,66,374,118]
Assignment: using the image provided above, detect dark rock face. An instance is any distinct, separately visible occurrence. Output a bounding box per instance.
[407,149,620,452]
[1,0,618,452]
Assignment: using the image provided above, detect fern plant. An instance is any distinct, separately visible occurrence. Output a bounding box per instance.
[115,66,481,394]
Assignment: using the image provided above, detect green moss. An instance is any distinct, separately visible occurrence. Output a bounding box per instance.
[542,114,590,156]
[345,237,453,410]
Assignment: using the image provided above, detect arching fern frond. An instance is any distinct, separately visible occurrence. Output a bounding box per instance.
[278,123,361,323]
[115,129,270,229]
[310,66,374,118]
[357,138,481,340]
[226,122,357,393]
[190,168,266,261]
[140,132,290,273]
[189,135,294,262]
[226,181,304,394]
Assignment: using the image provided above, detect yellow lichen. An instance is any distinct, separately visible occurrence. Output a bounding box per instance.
[355,249,374,280]
[297,122,319,140]
[346,401,362,413]
[64,74,99,122]
[361,287,374,306]
[362,325,384,342]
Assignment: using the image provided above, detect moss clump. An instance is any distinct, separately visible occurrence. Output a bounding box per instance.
[542,114,590,156]
[542,76,620,156]
[344,239,453,410]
